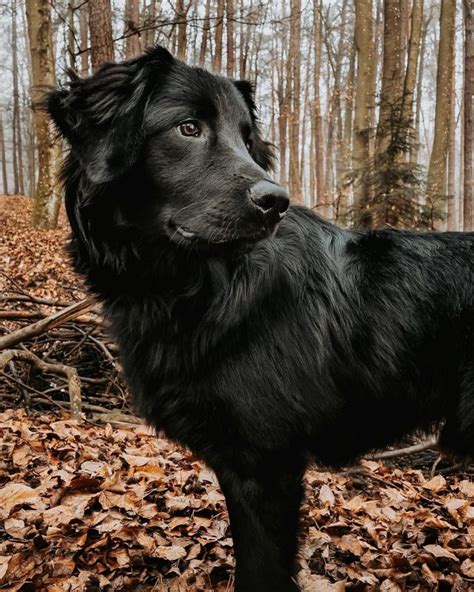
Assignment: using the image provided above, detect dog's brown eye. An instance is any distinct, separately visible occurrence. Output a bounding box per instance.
[178,120,201,137]
[246,141,252,152]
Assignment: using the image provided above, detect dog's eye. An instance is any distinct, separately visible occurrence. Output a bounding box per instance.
[178,120,201,137]
[246,140,252,152]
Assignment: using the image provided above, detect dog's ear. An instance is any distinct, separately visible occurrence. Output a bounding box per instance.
[44,46,174,184]
[233,80,275,172]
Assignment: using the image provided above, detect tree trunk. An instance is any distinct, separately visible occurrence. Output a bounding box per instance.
[411,3,432,164]
[124,0,141,58]
[353,0,375,212]
[277,38,288,189]
[78,0,89,76]
[213,0,225,72]
[288,0,302,201]
[199,0,212,65]
[464,0,473,231]
[427,0,456,210]
[25,0,62,228]
[0,114,8,195]
[176,0,192,61]
[338,38,356,219]
[447,64,457,230]
[376,0,404,156]
[12,0,24,195]
[226,0,235,76]
[401,0,423,148]
[311,0,325,209]
[88,0,114,69]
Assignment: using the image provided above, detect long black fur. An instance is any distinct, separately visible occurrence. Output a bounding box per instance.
[45,47,474,591]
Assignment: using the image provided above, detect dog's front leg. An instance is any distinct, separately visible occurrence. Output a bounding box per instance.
[216,460,305,592]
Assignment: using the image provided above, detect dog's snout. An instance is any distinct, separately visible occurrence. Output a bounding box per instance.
[249,180,290,220]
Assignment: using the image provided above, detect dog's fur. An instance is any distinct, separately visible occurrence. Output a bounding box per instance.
[45,47,474,591]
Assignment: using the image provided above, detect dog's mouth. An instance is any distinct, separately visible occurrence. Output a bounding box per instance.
[167,220,274,251]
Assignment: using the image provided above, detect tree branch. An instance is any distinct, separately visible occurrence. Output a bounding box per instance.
[0,349,82,420]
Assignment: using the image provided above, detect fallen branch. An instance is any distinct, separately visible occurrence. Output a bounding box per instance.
[0,298,96,350]
[368,438,437,460]
[0,349,82,420]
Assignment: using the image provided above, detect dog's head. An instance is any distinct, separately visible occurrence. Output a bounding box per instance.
[46,46,289,254]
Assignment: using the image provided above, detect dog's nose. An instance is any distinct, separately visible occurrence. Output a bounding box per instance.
[249,180,290,220]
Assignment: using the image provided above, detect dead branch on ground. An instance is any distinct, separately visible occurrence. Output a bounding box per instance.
[0,349,82,419]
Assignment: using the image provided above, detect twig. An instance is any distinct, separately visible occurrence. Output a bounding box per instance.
[0,294,75,308]
[0,349,82,420]
[0,298,96,350]
[367,438,437,460]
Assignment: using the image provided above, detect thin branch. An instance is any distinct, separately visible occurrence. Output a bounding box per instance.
[368,438,437,460]
[0,349,82,419]
[0,298,96,350]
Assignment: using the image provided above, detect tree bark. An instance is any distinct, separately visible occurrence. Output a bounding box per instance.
[447,64,457,230]
[226,0,235,77]
[411,3,433,164]
[199,0,212,65]
[88,0,114,69]
[376,0,404,156]
[78,0,89,76]
[0,114,8,195]
[353,0,375,211]
[401,0,423,149]
[25,0,62,228]
[464,0,473,231]
[427,0,456,208]
[124,0,141,58]
[213,0,225,72]
[277,37,288,189]
[311,0,325,209]
[288,0,302,201]
[175,0,192,61]
[12,0,23,195]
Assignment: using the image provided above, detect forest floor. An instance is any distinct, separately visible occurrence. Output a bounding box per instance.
[1,195,474,591]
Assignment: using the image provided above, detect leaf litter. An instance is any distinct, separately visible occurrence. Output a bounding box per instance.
[0,410,473,591]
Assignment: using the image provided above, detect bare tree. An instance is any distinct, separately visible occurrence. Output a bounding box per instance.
[89,0,114,69]
[175,0,193,60]
[376,0,403,156]
[78,0,89,75]
[0,113,8,195]
[427,0,456,210]
[400,0,424,148]
[464,0,473,231]
[124,0,141,58]
[288,0,302,201]
[213,0,225,72]
[226,0,235,77]
[25,0,62,228]
[353,0,375,211]
[199,0,212,65]
[12,0,24,195]
[310,0,325,208]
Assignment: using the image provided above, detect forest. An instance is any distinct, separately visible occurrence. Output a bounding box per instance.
[1,1,474,591]
[0,0,472,231]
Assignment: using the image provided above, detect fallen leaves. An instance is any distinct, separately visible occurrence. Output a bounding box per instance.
[301,460,474,590]
[0,410,473,590]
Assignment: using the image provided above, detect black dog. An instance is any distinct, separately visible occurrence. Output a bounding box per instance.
[45,46,474,591]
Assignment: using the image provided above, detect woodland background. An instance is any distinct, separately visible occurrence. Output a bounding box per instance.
[0,0,473,231]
